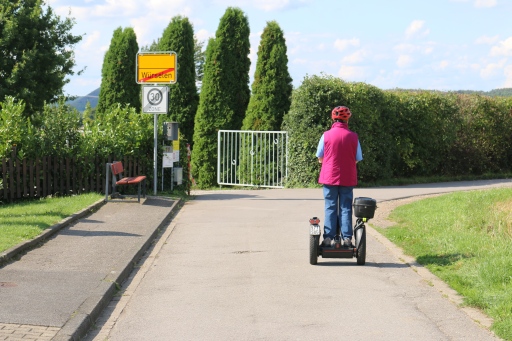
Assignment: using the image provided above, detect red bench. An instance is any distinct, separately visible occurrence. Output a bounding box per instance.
[105,161,146,203]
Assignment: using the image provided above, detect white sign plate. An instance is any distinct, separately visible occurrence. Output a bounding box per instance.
[162,151,179,168]
[142,85,168,113]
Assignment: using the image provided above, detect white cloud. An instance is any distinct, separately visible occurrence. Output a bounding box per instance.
[475,35,499,45]
[291,58,308,65]
[396,55,413,67]
[90,0,139,18]
[450,0,496,6]
[338,65,367,80]
[212,0,310,11]
[80,31,101,50]
[341,50,366,64]
[503,65,512,87]
[195,29,214,43]
[334,38,360,52]
[475,0,497,8]
[249,46,257,65]
[253,0,290,11]
[405,20,429,39]
[394,43,434,54]
[57,0,187,22]
[490,37,512,57]
[480,59,507,78]
[394,43,420,53]
[435,60,449,70]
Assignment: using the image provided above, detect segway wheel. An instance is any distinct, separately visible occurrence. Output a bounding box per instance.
[355,227,366,265]
[309,235,319,265]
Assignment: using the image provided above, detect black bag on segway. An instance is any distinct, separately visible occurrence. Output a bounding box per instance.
[353,197,377,219]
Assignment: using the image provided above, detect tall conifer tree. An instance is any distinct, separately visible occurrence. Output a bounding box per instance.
[190,38,229,188]
[158,16,198,144]
[242,21,292,131]
[191,7,251,188]
[218,7,251,130]
[97,27,140,114]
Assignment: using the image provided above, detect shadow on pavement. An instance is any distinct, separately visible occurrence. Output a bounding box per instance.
[59,230,142,237]
[316,261,410,268]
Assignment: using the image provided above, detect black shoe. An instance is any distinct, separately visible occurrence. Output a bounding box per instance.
[343,238,353,247]
[322,237,332,246]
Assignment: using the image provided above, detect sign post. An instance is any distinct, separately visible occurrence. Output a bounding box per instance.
[136,51,177,195]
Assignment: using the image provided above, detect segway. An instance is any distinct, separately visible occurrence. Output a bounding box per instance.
[309,197,377,265]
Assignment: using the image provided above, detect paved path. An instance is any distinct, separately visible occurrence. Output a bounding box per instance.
[85,180,511,341]
[0,197,180,341]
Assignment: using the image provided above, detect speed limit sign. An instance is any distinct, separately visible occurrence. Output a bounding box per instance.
[142,85,168,113]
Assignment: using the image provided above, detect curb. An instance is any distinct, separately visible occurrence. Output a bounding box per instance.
[0,198,106,268]
[53,197,183,341]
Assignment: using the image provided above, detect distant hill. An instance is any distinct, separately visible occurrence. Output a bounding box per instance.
[67,88,99,112]
[389,87,512,97]
[452,88,512,97]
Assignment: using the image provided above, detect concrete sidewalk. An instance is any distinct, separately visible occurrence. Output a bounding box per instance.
[0,196,181,341]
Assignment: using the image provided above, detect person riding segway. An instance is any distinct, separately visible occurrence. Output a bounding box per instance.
[308,106,376,265]
[316,106,363,248]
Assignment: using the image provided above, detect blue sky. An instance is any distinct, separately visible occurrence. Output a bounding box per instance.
[50,0,512,96]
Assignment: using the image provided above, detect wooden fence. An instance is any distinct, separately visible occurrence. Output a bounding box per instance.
[0,149,148,201]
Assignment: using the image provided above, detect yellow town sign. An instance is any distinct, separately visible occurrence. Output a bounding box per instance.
[136,52,177,84]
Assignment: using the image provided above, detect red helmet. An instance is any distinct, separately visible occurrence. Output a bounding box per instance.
[331,106,351,121]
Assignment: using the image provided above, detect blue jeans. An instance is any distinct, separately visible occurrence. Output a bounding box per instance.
[323,185,353,240]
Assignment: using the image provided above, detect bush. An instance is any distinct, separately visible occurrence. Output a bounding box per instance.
[386,91,458,177]
[81,104,153,161]
[283,75,512,187]
[0,97,30,158]
[445,95,512,175]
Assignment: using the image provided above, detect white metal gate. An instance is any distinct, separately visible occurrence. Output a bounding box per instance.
[217,130,288,188]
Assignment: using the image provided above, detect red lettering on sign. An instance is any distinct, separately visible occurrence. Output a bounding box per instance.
[140,68,175,82]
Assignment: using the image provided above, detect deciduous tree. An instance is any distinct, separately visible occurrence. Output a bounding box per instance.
[0,0,82,115]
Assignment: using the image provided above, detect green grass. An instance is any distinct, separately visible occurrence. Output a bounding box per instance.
[0,193,103,253]
[377,188,512,340]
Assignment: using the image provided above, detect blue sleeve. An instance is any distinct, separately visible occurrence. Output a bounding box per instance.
[316,134,324,157]
[356,140,363,161]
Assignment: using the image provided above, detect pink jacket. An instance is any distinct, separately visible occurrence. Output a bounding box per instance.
[318,122,359,186]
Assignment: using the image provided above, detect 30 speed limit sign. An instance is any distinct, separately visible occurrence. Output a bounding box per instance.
[142,85,168,113]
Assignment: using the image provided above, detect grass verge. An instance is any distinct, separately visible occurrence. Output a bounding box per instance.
[376,188,512,340]
[0,193,103,253]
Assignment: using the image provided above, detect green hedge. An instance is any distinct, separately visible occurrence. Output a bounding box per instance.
[282,75,512,187]
[0,97,191,195]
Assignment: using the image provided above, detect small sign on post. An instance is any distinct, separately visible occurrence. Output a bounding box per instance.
[142,86,168,113]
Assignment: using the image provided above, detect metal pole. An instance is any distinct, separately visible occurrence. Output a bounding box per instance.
[105,163,110,202]
[153,113,157,195]
[217,130,221,185]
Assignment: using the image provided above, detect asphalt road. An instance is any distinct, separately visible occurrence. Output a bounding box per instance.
[86,180,511,341]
